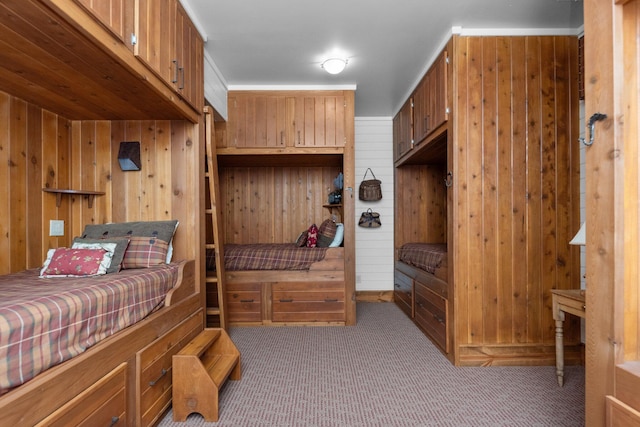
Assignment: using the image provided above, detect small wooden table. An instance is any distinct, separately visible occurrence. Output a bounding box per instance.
[551,289,586,386]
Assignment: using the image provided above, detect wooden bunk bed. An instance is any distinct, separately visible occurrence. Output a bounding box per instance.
[210,90,357,326]
[394,35,582,366]
[0,1,210,425]
[0,258,200,426]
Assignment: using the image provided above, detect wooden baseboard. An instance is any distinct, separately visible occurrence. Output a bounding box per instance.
[355,291,394,302]
[457,343,584,367]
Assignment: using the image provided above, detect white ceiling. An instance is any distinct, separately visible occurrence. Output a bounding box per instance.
[183,0,583,117]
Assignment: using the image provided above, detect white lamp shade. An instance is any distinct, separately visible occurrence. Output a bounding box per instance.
[569,221,586,246]
[321,58,348,75]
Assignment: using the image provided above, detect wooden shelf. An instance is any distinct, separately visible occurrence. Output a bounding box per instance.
[43,188,105,208]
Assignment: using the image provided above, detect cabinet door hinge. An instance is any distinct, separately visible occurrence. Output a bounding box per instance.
[130,33,137,46]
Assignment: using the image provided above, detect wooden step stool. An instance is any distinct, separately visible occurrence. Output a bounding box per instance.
[172,328,241,422]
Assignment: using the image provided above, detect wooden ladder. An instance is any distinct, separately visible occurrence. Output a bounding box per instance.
[203,106,227,329]
[172,328,241,422]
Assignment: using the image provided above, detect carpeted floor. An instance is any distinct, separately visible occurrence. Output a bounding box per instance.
[159,302,585,427]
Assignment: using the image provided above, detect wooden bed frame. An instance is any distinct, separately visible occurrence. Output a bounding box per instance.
[0,259,202,427]
[224,247,348,325]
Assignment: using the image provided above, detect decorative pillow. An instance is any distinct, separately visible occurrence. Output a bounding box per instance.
[295,231,308,247]
[72,237,130,273]
[40,247,110,278]
[329,223,344,248]
[317,218,338,248]
[121,236,170,269]
[80,220,178,263]
[306,224,319,248]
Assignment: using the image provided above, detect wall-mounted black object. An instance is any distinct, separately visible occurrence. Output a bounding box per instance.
[118,141,141,171]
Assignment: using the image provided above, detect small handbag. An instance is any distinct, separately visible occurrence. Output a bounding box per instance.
[358,208,381,228]
[359,168,382,201]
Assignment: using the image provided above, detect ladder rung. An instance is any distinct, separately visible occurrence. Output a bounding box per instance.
[206,307,221,316]
[205,244,216,249]
[205,209,213,214]
[205,276,218,283]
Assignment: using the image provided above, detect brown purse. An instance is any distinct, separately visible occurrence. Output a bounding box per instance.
[359,168,382,201]
[358,209,381,228]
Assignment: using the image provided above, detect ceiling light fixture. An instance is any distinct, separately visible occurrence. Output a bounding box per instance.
[321,58,348,75]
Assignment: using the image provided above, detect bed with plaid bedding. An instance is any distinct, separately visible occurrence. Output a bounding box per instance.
[0,263,180,393]
[398,243,447,274]
[206,244,328,271]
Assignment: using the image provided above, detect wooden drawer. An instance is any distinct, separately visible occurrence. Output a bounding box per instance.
[272,281,345,322]
[414,281,448,353]
[227,282,263,323]
[136,310,203,426]
[394,269,413,318]
[36,363,127,427]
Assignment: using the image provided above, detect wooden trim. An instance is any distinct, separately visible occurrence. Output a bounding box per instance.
[355,291,394,302]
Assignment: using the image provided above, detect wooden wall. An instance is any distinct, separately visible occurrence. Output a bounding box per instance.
[394,163,448,249]
[451,36,581,363]
[0,90,201,275]
[219,166,342,244]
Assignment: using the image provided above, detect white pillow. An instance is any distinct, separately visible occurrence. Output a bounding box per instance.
[329,223,344,247]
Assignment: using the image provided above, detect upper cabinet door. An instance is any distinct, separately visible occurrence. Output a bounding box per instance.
[294,95,346,148]
[134,0,176,84]
[413,49,449,145]
[75,0,133,44]
[226,94,293,148]
[393,97,413,161]
[134,0,203,110]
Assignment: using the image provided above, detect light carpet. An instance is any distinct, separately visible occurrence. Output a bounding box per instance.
[159,302,585,427]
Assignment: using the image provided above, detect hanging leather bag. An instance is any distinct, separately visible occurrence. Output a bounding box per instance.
[358,208,381,228]
[359,168,382,201]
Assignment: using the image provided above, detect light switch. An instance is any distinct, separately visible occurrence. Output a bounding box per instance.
[49,220,64,237]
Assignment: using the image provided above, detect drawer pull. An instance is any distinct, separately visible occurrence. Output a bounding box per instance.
[324,298,338,303]
[279,298,293,303]
[110,416,120,426]
[433,314,445,324]
[240,299,255,303]
[149,368,167,386]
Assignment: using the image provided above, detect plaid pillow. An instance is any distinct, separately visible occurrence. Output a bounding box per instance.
[317,219,337,248]
[121,236,169,269]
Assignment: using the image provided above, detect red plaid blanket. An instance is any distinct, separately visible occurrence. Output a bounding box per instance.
[398,243,447,274]
[206,244,328,271]
[0,264,179,393]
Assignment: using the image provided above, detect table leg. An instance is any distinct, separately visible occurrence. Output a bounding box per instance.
[555,318,565,386]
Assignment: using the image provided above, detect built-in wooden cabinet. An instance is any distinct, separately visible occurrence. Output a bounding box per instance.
[136,311,202,426]
[134,0,203,111]
[75,0,132,43]
[223,91,349,149]
[393,97,413,161]
[272,281,345,322]
[393,269,413,318]
[413,49,448,145]
[35,363,127,427]
[294,95,346,148]
[394,35,581,366]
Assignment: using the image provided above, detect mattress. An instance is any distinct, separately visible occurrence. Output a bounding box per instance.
[398,243,448,279]
[0,263,180,393]
[206,244,328,271]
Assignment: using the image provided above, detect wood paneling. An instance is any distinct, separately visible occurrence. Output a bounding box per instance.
[451,35,581,362]
[0,90,201,275]
[219,166,342,244]
[396,35,580,365]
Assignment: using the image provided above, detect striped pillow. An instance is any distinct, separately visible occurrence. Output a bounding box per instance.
[121,236,169,269]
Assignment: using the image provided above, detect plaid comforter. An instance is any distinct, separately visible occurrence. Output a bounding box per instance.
[207,244,328,271]
[398,243,447,274]
[0,264,179,393]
